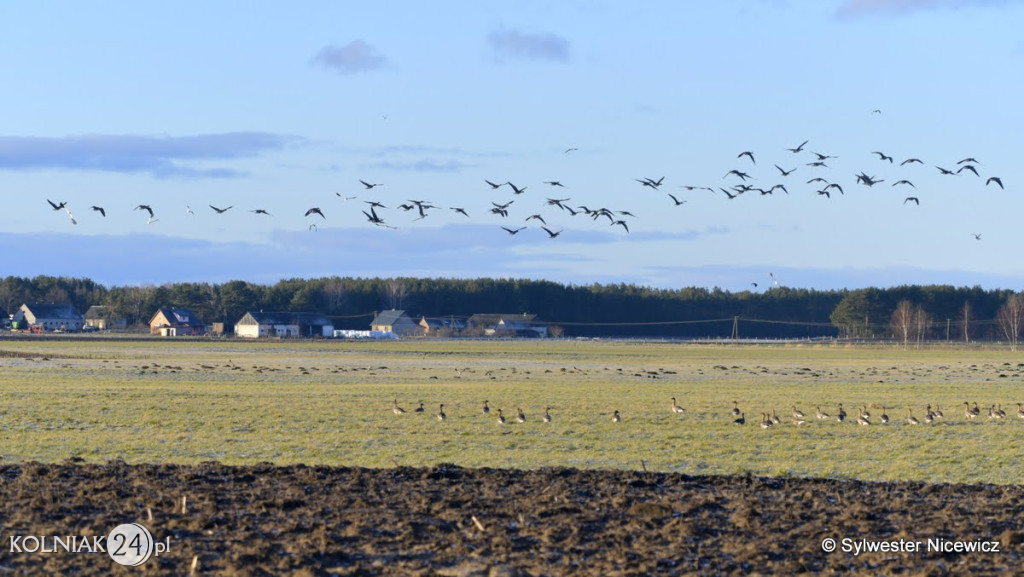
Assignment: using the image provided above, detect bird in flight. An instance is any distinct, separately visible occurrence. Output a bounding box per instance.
[872,151,894,163]
[785,140,808,153]
[525,214,547,225]
[904,197,920,205]
[958,157,980,165]
[856,173,884,186]
[146,216,159,225]
[91,206,106,217]
[544,181,566,187]
[335,193,357,201]
[738,151,756,164]
[774,165,796,176]
[305,207,326,219]
[986,176,1004,189]
[667,193,687,206]
[251,209,271,216]
[485,179,505,189]
[64,208,77,225]
[611,220,630,233]
[971,233,982,240]
[636,177,665,189]
[506,182,528,195]
[957,165,979,177]
[541,226,562,238]
[450,207,469,217]
[185,205,195,215]
[900,158,923,166]
[135,205,154,218]
[359,180,382,189]
[892,180,915,188]
[501,226,525,235]
[209,205,232,214]
[47,199,67,211]
[936,166,957,175]
[723,170,752,181]
[564,147,578,153]
[810,152,837,161]
[806,161,829,168]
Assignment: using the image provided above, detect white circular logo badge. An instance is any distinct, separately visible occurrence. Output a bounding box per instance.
[107,523,155,566]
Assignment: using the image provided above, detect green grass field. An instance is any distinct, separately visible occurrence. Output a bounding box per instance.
[2,338,1022,484]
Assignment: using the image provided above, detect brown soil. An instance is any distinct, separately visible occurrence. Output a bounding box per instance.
[1,461,1021,575]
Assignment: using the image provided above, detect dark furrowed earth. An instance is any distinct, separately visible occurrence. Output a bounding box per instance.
[1,462,1022,576]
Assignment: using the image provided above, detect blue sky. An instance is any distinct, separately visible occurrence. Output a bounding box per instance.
[2,0,1022,291]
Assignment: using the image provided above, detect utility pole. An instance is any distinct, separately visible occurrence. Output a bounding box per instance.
[946,318,950,342]
[731,316,739,340]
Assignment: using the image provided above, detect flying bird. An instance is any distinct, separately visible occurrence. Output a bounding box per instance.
[541,226,562,238]
[810,152,837,161]
[64,208,77,225]
[904,197,920,205]
[667,193,687,206]
[971,233,982,240]
[892,180,915,188]
[958,157,980,165]
[611,220,630,233]
[91,206,106,217]
[359,179,382,189]
[872,151,894,163]
[506,182,528,195]
[936,166,957,175]
[986,176,1004,189]
[564,147,578,153]
[636,176,665,189]
[738,151,756,164]
[485,179,505,189]
[723,170,752,181]
[543,181,566,187]
[209,205,232,214]
[135,205,154,218]
[525,214,547,225]
[501,226,525,235]
[47,199,67,211]
[450,207,469,217]
[957,164,979,176]
[335,193,357,201]
[900,158,923,166]
[785,140,808,153]
[251,209,271,215]
[185,205,195,215]
[774,165,796,176]
[305,207,326,219]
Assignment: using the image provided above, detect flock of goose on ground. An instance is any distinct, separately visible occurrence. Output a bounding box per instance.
[389,397,1024,426]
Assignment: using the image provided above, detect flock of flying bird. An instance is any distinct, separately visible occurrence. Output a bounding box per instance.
[390,396,1024,427]
[41,137,1008,241]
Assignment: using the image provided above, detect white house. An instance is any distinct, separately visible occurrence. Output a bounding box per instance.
[12,303,85,332]
[235,311,334,338]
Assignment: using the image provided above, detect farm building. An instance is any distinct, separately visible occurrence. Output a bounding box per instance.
[370,310,422,337]
[234,311,334,338]
[12,303,85,332]
[419,316,466,335]
[467,313,548,338]
[84,305,128,330]
[149,307,206,336]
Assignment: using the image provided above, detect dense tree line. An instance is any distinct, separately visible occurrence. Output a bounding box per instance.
[1,275,1021,341]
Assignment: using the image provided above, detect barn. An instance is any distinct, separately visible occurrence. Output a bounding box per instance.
[235,311,334,338]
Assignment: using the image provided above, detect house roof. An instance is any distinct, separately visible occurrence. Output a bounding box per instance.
[371,310,415,326]
[20,303,82,320]
[150,307,205,327]
[84,305,118,319]
[468,313,538,327]
[241,311,333,326]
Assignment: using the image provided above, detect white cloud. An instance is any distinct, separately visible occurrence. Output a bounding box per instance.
[487,28,570,63]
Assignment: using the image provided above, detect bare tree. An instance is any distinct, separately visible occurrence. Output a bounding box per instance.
[383,279,409,310]
[995,292,1024,351]
[961,301,972,343]
[321,277,346,313]
[890,300,916,348]
[913,305,930,347]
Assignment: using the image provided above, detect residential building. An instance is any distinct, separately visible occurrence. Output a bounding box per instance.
[467,313,547,338]
[370,310,422,336]
[149,307,206,336]
[83,305,128,330]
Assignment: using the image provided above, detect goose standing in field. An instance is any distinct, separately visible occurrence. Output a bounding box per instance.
[836,404,847,422]
[414,401,425,413]
[856,413,871,426]
[543,407,552,423]
[496,408,506,425]
[516,408,527,423]
[791,405,806,420]
[612,410,621,423]
[771,409,781,425]
[671,397,686,414]
[906,409,920,425]
[392,399,406,415]
[879,406,890,424]
[933,405,944,419]
[760,413,773,429]
[482,400,490,415]
[816,405,830,420]
[436,404,446,421]
[731,401,742,417]
[733,412,745,425]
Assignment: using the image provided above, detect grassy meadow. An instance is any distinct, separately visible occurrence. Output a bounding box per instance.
[1,338,1022,484]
